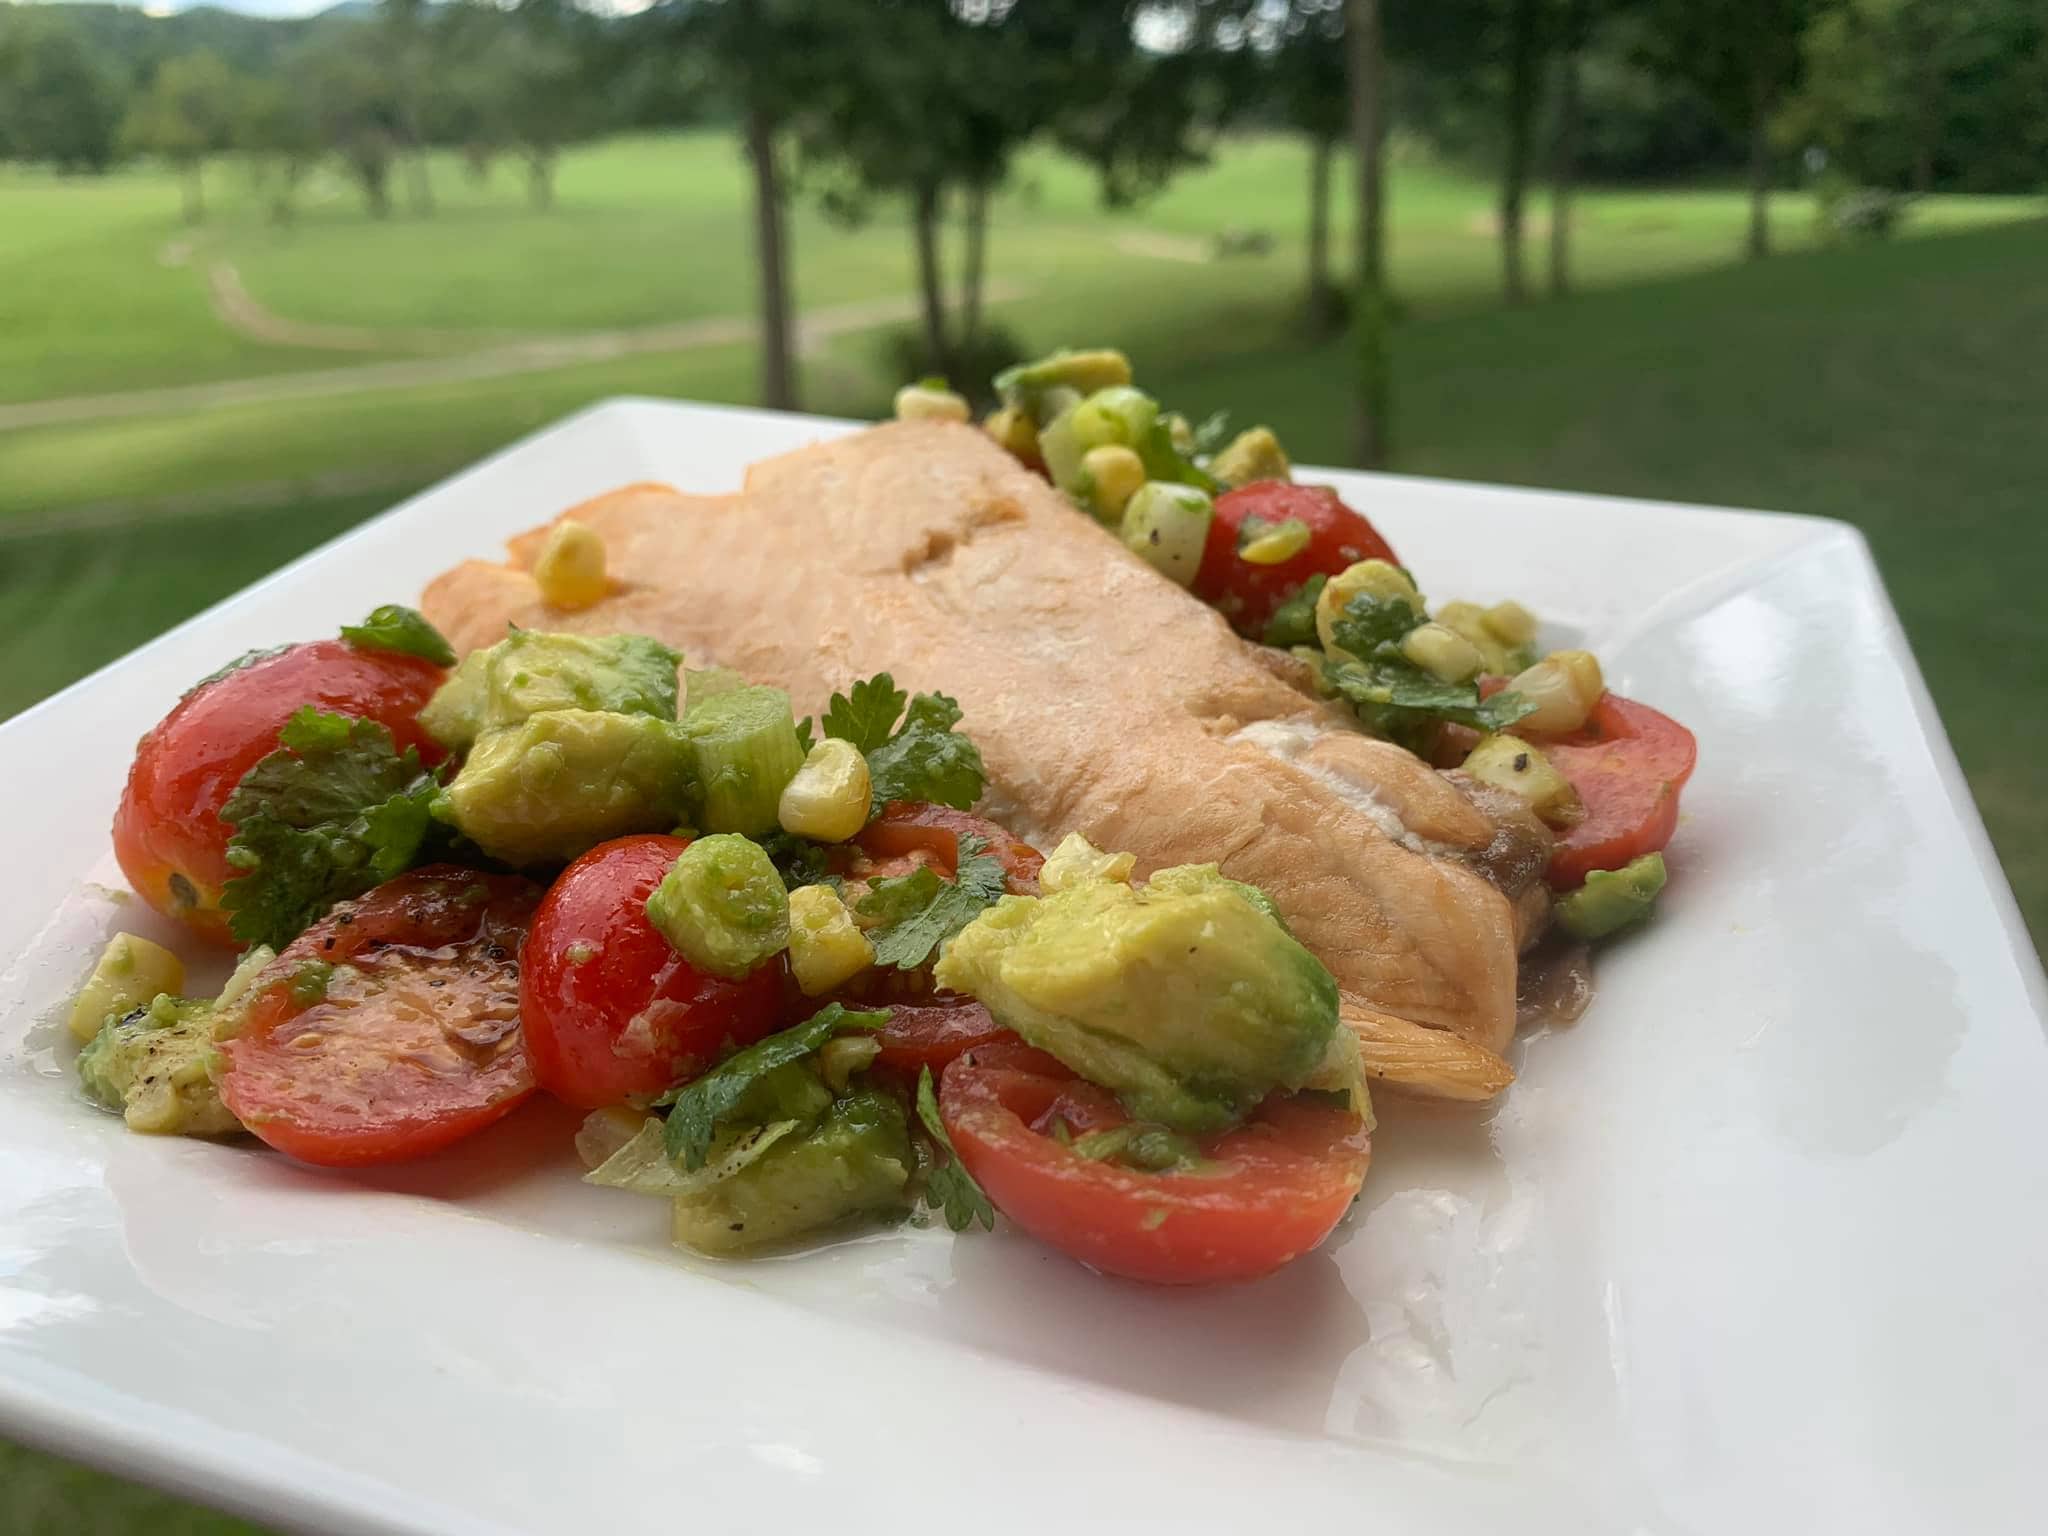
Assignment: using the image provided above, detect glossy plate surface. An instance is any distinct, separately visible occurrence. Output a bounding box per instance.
[3,401,2044,1535]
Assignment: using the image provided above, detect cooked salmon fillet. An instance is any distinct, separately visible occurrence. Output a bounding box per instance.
[423,422,1523,1057]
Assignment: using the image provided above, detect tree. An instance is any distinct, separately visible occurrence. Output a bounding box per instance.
[1641,0,1825,258]
[1496,0,1543,303]
[1263,1,1350,336]
[655,0,843,410]
[379,0,438,216]
[1344,0,1388,467]
[0,9,125,173]
[440,2,599,210]
[291,27,405,218]
[121,51,237,223]
[237,76,322,225]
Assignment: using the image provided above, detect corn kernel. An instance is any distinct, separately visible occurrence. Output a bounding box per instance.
[1399,622,1484,683]
[778,737,872,843]
[1316,559,1424,654]
[533,519,608,611]
[1041,832,1137,893]
[788,885,876,996]
[68,933,184,1044]
[1482,600,1539,647]
[1080,444,1146,521]
[894,384,971,424]
[983,405,1040,462]
[1506,649,1606,734]
[1239,516,1311,565]
[1462,734,1583,827]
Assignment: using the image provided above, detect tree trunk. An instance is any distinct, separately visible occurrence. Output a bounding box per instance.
[743,99,797,410]
[1344,0,1388,468]
[1305,133,1337,335]
[1548,44,1581,299]
[1499,0,1540,305]
[1746,66,1772,260]
[1909,35,1939,195]
[181,160,205,225]
[961,178,989,349]
[527,152,555,211]
[911,180,950,377]
[406,150,434,217]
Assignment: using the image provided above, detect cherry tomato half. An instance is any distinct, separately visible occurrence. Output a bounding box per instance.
[1533,693,1698,887]
[520,835,786,1109]
[113,639,448,946]
[938,1050,1372,1286]
[1192,481,1400,638]
[855,803,1044,893]
[217,867,542,1167]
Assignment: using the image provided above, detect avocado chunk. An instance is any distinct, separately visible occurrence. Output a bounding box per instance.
[420,630,682,751]
[1209,426,1292,488]
[669,1089,912,1255]
[933,863,1338,1133]
[439,708,694,866]
[645,833,791,978]
[994,347,1133,419]
[1556,852,1667,940]
[77,994,241,1137]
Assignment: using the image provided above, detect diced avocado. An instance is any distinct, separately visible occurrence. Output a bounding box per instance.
[646,833,791,979]
[67,932,185,1044]
[681,685,807,837]
[77,995,240,1137]
[1556,853,1667,940]
[417,649,489,750]
[421,630,682,752]
[439,708,695,866]
[669,1089,912,1255]
[933,865,1337,1134]
[993,348,1133,419]
[1462,733,1581,828]
[1209,426,1292,488]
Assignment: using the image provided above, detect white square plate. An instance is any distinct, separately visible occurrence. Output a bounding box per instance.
[4,402,2045,1535]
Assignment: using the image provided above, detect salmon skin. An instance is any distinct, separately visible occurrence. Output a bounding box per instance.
[423,422,1523,1059]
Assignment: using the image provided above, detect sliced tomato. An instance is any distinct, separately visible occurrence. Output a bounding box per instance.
[938,1052,1371,1285]
[864,998,1012,1074]
[217,867,542,1167]
[519,835,786,1108]
[113,638,448,946]
[1532,693,1698,887]
[1192,481,1400,637]
[855,803,1044,893]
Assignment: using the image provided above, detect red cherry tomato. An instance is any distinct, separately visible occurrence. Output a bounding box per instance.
[937,1051,1372,1286]
[217,867,542,1167]
[1534,693,1698,887]
[519,835,785,1109]
[113,639,448,947]
[862,998,1013,1075]
[854,803,1044,893]
[1192,481,1400,637]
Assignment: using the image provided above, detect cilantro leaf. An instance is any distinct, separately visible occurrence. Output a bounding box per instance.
[865,691,986,810]
[1260,573,1326,650]
[915,1065,995,1233]
[218,708,443,950]
[820,674,988,812]
[758,830,839,891]
[1191,408,1233,455]
[856,835,1008,969]
[339,604,456,667]
[663,1002,890,1171]
[1329,592,1424,659]
[820,673,909,754]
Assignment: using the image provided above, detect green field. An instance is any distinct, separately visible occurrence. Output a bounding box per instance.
[1,130,2045,1527]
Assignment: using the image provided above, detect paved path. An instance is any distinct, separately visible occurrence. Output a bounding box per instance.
[0,281,1028,435]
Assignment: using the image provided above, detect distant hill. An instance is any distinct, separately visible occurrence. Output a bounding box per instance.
[9,1,371,83]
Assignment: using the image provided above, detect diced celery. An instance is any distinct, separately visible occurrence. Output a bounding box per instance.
[1121,482,1213,587]
[645,834,791,978]
[682,684,806,836]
